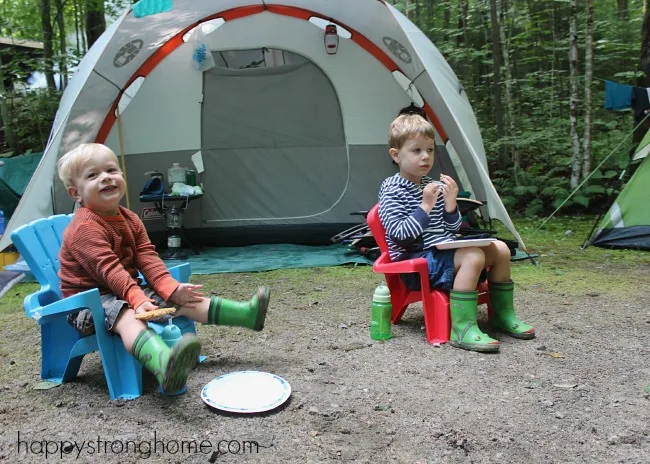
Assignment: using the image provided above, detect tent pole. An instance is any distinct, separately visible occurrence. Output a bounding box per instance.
[580,162,632,249]
[115,105,131,210]
[581,209,605,249]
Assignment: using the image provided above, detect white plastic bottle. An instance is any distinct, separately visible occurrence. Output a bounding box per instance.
[167,163,187,186]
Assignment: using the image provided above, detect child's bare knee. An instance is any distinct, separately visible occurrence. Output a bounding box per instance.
[495,240,511,260]
[113,307,142,332]
[460,248,485,270]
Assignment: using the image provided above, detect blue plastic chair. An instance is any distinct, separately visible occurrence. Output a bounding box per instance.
[11,214,202,401]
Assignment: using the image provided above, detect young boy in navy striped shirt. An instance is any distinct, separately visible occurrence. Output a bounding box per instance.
[378,114,534,352]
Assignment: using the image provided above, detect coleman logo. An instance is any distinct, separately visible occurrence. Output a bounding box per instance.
[141,207,164,220]
[114,39,144,68]
[382,37,412,64]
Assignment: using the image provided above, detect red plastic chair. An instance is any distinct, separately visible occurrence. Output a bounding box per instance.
[366,204,492,344]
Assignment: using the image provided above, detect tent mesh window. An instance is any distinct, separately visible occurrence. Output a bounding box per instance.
[214,48,309,69]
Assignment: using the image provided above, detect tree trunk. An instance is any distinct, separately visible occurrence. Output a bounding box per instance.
[549,0,557,125]
[86,0,106,49]
[79,0,87,52]
[0,64,17,152]
[582,0,594,181]
[498,0,518,185]
[74,0,80,53]
[639,6,650,87]
[426,0,434,34]
[634,2,650,152]
[617,0,628,21]
[55,0,68,89]
[569,0,581,189]
[458,0,470,47]
[489,0,505,168]
[444,1,451,42]
[40,0,57,91]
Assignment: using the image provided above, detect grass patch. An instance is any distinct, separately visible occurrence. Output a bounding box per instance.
[0,282,38,315]
[500,216,650,298]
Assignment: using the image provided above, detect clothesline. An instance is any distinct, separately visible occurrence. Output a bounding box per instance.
[601,77,649,117]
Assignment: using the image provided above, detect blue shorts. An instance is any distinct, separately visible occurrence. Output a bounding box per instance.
[399,248,456,291]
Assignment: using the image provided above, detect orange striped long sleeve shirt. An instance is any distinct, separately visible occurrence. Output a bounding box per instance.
[58,206,179,310]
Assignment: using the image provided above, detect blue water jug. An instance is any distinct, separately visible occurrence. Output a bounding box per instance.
[159,320,187,396]
[0,210,5,235]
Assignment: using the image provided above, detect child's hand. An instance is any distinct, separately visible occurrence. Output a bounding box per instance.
[170,283,205,308]
[421,182,442,212]
[440,175,459,211]
[135,301,159,314]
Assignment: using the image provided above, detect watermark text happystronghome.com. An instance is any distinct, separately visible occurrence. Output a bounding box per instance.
[15,431,260,460]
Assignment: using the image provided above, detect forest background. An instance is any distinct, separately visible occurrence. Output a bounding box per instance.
[1,0,649,217]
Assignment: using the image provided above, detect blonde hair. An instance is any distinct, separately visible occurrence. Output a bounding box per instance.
[57,143,118,188]
[388,114,436,150]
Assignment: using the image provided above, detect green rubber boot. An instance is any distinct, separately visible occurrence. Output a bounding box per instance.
[207,287,270,331]
[449,290,500,353]
[488,280,535,339]
[132,329,201,394]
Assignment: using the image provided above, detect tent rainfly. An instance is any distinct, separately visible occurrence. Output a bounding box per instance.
[0,0,526,250]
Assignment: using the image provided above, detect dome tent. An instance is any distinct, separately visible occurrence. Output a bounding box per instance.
[585,128,650,250]
[0,0,525,250]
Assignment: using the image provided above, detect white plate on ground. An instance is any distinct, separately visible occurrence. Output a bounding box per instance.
[435,238,496,250]
[201,371,291,413]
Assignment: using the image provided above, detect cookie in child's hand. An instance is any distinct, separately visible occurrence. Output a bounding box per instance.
[134,307,176,320]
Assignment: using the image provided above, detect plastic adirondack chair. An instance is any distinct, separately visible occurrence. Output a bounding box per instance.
[11,214,201,400]
[366,204,492,344]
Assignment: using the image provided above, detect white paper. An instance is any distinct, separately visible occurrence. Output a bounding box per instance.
[191,150,204,173]
[435,238,496,250]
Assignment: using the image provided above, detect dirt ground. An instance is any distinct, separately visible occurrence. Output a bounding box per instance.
[1,263,649,463]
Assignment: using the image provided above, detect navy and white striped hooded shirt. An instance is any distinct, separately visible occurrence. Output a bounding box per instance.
[378,173,462,261]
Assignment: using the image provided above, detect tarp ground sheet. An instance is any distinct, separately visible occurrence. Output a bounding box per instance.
[0,271,25,298]
[163,244,373,274]
[0,152,43,220]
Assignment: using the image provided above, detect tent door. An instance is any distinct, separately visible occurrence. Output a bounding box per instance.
[200,49,348,225]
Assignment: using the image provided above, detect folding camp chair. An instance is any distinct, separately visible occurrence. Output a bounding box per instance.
[366,204,492,344]
[11,214,201,400]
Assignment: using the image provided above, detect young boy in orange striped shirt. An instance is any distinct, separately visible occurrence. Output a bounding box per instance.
[57,143,270,394]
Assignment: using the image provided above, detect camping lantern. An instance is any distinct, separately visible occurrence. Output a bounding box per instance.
[164,205,186,259]
[324,24,339,55]
[166,205,182,229]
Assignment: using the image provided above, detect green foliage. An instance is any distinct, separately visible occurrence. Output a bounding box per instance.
[0,0,42,40]
[3,88,60,152]
[394,0,644,217]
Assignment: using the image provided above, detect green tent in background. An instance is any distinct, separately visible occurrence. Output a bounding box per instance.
[586,132,650,250]
[0,152,43,221]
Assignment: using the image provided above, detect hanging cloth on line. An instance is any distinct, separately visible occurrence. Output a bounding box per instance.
[604,80,633,110]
